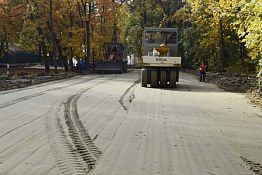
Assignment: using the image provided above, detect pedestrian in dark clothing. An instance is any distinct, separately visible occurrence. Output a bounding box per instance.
[199,62,207,82]
[77,60,82,74]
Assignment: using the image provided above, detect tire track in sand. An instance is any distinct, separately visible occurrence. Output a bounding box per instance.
[118,71,141,111]
[0,76,104,109]
[46,78,112,175]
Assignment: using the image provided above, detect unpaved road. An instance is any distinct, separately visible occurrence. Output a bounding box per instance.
[0,70,261,175]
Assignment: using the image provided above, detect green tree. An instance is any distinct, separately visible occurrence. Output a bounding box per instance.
[175,0,260,73]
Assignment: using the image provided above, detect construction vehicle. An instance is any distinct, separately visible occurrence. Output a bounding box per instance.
[95,42,127,74]
[141,27,181,88]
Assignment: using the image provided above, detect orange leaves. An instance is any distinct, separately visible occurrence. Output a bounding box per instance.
[1,0,127,60]
[0,1,25,43]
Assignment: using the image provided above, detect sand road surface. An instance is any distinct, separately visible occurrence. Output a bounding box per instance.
[0,70,261,175]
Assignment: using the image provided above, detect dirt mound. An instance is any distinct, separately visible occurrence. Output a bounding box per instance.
[207,72,261,108]
[246,89,262,108]
[0,67,75,91]
[184,69,261,108]
[207,72,257,93]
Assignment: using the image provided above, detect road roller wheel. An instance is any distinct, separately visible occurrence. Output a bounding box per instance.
[141,69,148,87]
[170,71,177,88]
[150,70,158,88]
[160,71,167,88]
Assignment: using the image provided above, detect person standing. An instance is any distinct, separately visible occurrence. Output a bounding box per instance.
[199,62,207,82]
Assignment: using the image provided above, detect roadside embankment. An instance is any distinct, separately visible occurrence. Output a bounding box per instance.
[183,69,261,108]
[0,67,76,91]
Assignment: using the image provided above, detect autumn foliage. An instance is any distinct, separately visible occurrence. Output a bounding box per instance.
[0,0,124,72]
[0,0,261,77]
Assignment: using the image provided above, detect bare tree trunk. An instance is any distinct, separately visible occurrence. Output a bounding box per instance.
[219,17,226,71]
[259,58,262,95]
[5,39,9,63]
[43,47,50,74]
[0,33,7,59]
[69,48,74,72]
[62,55,69,72]
[69,12,74,72]
[112,22,118,42]
[53,48,58,74]
[86,0,92,71]
[112,0,118,42]
[49,0,68,73]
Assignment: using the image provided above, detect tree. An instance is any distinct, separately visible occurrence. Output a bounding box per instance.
[175,0,260,73]
[0,0,25,61]
[228,0,262,60]
[155,0,184,27]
